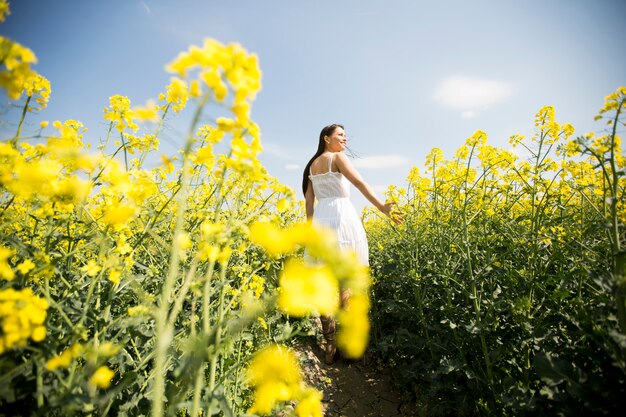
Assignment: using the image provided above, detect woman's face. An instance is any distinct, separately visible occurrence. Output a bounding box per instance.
[325,126,347,152]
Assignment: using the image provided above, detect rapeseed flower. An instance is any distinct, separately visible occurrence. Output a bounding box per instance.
[278,260,339,317]
[0,246,14,280]
[165,77,188,112]
[245,344,302,415]
[81,259,101,277]
[249,222,298,257]
[0,0,10,22]
[0,288,48,354]
[295,388,324,417]
[90,365,115,389]
[103,95,138,132]
[16,259,35,275]
[46,344,82,370]
[336,293,370,358]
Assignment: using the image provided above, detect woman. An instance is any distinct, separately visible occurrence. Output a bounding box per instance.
[302,123,399,364]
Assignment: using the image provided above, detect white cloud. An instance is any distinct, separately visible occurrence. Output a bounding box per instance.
[434,76,515,117]
[285,164,300,170]
[352,155,410,169]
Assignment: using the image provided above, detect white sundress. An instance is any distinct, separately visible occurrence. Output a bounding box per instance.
[309,153,369,266]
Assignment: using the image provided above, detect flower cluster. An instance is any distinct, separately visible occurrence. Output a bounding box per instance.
[0,288,48,354]
[245,344,323,417]
[0,4,50,111]
[249,221,372,358]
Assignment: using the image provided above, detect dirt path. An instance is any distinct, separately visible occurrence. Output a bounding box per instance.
[292,334,416,417]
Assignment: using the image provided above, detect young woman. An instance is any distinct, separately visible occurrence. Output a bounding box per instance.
[302,123,400,364]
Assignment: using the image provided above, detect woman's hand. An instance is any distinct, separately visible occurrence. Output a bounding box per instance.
[382,202,403,225]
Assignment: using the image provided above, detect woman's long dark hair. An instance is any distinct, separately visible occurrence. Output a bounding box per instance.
[302,124,344,196]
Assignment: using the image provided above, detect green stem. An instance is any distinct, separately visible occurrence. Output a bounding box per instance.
[208,264,228,391]
[13,95,31,146]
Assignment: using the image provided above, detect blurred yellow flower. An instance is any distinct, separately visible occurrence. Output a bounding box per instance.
[0,288,48,354]
[246,344,302,415]
[249,222,298,257]
[295,388,324,417]
[278,260,339,317]
[102,202,137,226]
[336,294,370,358]
[0,0,10,23]
[0,246,15,280]
[133,99,159,122]
[90,365,115,389]
[108,269,121,285]
[46,344,82,370]
[16,259,35,275]
[81,259,101,277]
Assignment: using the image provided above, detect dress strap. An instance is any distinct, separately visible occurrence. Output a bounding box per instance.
[328,153,335,173]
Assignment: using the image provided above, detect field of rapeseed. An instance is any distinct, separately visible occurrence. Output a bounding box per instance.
[366,90,626,415]
[1,1,624,415]
[0,2,372,416]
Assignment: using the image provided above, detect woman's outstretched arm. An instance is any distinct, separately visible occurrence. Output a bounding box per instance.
[334,152,399,222]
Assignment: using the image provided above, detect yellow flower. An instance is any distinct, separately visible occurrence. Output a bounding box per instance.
[81,259,101,277]
[16,259,35,275]
[108,269,121,285]
[46,344,82,370]
[90,365,115,389]
[0,246,15,280]
[165,77,188,112]
[0,0,10,23]
[249,222,298,257]
[278,260,339,317]
[103,95,138,132]
[40,120,49,129]
[336,294,370,358]
[133,99,159,122]
[102,201,137,226]
[246,345,302,415]
[257,316,268,330]
[295,388,324,417]
[0,288,49,354]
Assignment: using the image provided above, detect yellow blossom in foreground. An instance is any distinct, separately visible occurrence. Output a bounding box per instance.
[249,222,298,257]
[80,259,101,277]
[0,0,9,23]
[46,344,82,370]
[246,345,302,415]
[0,246,15,280]
[108,269,121,285]
[278,260,339,317]
[336,294,371,358]
[102,202,137,226]
[16,259,35,275]
[0,288,48,354]
[295,388,324,417]
[133,99,159,122]
[90,365,115,389]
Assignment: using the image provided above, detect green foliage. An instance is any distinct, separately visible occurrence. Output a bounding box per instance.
[366,95,626,416]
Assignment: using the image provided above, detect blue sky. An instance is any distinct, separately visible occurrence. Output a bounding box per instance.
[3,0,625,212]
